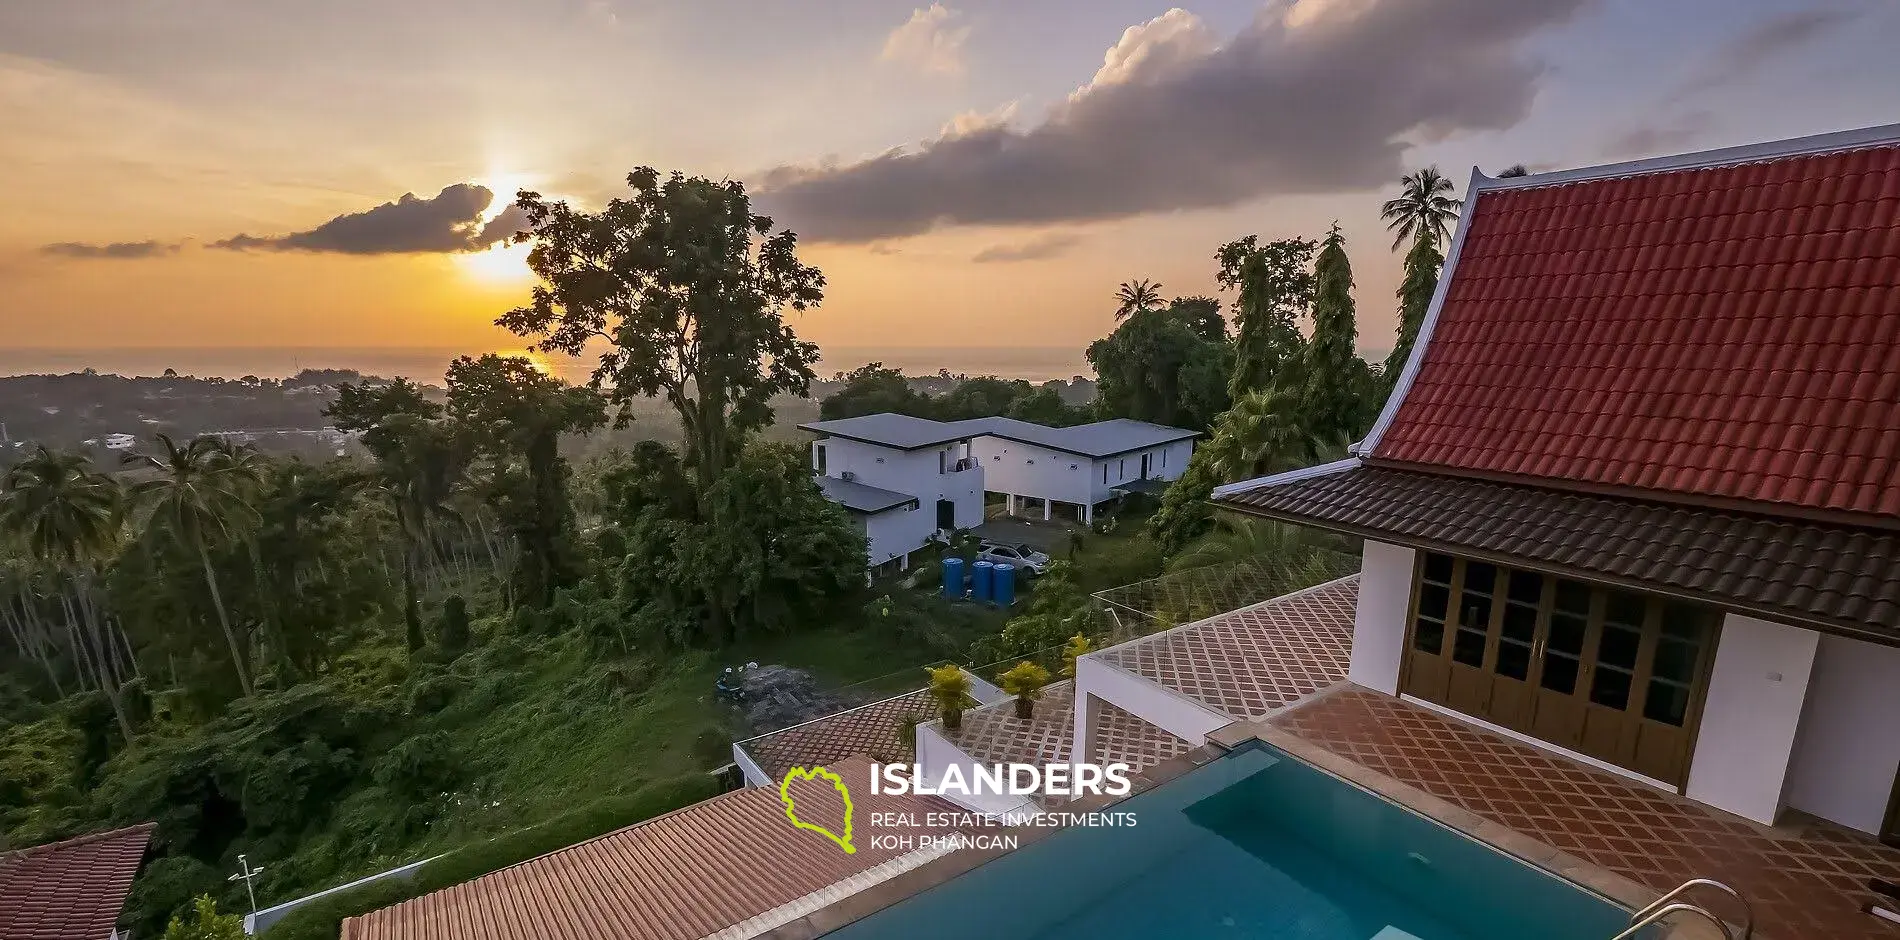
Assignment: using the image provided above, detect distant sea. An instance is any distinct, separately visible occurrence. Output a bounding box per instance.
[0,346,1094,385]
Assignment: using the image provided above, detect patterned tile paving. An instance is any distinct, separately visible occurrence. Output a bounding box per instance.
[944,680,1192,773]
[742,689,936,780]
[1101,576,1358,720]
[1276,687,1900,940]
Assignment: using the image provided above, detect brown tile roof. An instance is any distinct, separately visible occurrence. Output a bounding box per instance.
[1100,576,1358,720]
[343,756,969,940]
[0,823,154,940]
[1375,137,1900,521]
[740,689,935,781]
[1275,687,1900,940]
[1217,463,1900,639]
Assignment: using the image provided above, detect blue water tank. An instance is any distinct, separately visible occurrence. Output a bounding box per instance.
[971,561,994,602]
[992,563,1016,606]
[941,557,965,599]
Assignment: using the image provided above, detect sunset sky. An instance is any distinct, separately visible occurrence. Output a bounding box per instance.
[4,0,1899,367]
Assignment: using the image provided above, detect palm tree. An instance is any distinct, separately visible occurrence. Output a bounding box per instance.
[1114,279,1164,319]
[0,447,134,735]
[1495,164,1530,178]
[1380,167,1463,251]
[126,434,264,695]
[1202,389,1312,482]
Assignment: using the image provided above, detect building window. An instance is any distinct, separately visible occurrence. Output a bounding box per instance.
[814,443,827,475]
[1118,458,1126,479]
[1162,450,1168,469]
[1102,464,1108,484]
[939,450,947,474]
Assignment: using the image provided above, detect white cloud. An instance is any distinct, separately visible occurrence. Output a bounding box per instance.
[880,4,972,76]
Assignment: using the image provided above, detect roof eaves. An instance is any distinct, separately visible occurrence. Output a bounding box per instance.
[1210,456,1361,500]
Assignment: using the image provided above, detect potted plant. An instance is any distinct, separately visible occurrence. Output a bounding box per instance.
[1061,633,1093,679]
[926,664,973,731]
[998,661,1052,720]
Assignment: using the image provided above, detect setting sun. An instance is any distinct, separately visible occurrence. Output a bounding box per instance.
[458,239,534,284]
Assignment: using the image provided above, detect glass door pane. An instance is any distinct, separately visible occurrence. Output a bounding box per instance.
[1496,570,1543,681]
[1540,580,1591,694]
[1451,561,1498,667]
[1643,602,1712,726]
[1412,553,1454,656]
[1589,590,1646,710]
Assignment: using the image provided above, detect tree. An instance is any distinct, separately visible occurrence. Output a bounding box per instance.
[1145,389,1313,554]
[497,168,824,497]
[1166,295,1225,342]
[326,381,466,649]
[818,363,931,420]
[1495,164,1530,178]
[0,448,135,736]
[125,436,264,696]
[1113,279,1164,320]
[1386,235,1444,381]
[1380,167,1463,251]
[1300,224,1366,442]
[1087,309,1228,428]
[1220,236,1316,401]
[437,594,470,654]
[162,895,245,940]
[445,354,606,607]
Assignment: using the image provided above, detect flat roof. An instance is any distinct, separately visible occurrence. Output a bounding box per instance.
[801,414,1197,460]
[814,475,916,514]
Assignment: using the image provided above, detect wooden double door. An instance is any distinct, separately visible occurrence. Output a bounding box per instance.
[1401,553,1720,786]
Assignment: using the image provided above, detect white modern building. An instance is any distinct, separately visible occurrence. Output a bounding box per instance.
[802,414,1197,570]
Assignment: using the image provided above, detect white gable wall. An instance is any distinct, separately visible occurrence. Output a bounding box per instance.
[1684,613,1821,825]
[1783,634,1900,834]
[813,436,984,568]
[861,505,934,568]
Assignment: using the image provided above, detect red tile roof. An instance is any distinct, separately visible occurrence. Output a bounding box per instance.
[344,756,971,940]
[0,823,154,940]
[1375,139,1900,522]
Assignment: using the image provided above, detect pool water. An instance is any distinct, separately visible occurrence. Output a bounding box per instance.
[823,745,1633,940]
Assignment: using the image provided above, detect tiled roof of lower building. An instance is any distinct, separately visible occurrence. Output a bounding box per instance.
[344,755,967,940]
[741,689,936,781]
[1216,462,1900,641]
[0,822,154,940]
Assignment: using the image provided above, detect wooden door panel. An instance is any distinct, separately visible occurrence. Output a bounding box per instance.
[1405,650,1452,705]
[1632,723,1691,785]
[1486,677,1533,731]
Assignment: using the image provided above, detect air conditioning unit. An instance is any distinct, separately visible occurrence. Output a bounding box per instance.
[840,471,857,482]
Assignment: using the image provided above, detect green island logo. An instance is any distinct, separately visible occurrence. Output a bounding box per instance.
[779,765,856,854]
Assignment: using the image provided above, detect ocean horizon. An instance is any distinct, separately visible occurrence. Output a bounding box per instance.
[0,345,1096,385]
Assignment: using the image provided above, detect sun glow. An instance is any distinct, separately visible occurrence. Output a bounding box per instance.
[458,170,537,284]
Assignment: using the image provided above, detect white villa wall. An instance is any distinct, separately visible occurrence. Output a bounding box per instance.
[974,438,1092,510]
[1784,634,1900,834]
[1348,540,1415,695]
[1684,613,1821,825]
[1087,438,1193,505]
[817,436,984,567]
[862,506,935,568]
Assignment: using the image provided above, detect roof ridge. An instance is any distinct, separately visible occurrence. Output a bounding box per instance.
[1471,121,1900,194]
[0,821,155,864]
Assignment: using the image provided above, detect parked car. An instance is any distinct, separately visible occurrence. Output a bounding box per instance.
[977,540,1052,577]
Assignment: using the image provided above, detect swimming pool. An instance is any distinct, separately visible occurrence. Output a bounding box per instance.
[823,744,1634,940]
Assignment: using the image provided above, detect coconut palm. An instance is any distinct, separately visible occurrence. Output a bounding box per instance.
[1202,389,1312,482]
[1113,279,1165,319]
[1380,167,1463,251]
[126,434,265,695]
[0,447,134,734]
[1494,164,1530,178]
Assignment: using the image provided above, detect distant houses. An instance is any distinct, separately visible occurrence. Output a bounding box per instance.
[801,413,1197,571]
